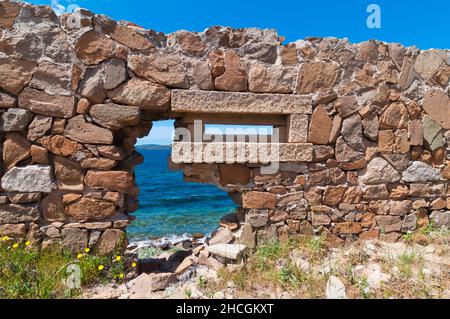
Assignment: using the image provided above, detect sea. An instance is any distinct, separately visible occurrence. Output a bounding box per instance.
[128,146,237,246]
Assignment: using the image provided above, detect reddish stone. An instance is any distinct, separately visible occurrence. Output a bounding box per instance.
[242,191,277,209]
[85,171,134,192]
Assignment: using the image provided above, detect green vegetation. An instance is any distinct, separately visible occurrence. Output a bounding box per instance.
[0,237,136,299]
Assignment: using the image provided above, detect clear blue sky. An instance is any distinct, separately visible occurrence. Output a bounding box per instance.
[26,0,450,145]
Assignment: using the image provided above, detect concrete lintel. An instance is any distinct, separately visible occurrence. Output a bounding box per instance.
[171,90,312,115]
[171,142,313,164]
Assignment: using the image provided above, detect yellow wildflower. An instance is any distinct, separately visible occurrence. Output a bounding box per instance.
[25,241,31,246]
[84,248,90,253]
[131,262,137,268]
[77,253,83,259]
[2,236,9,241]
[12,243,19,249]
[115,256,122,262]
[98,265,104,271]
[119,273,124,279]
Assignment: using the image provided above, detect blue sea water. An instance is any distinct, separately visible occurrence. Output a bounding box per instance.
[128,147,237,242]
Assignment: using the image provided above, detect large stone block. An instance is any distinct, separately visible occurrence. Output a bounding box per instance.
[89,103,140,130]
[243,191,276,209]
[64,115,113,144]
[19,87,75,118]
[1,165,54,193]
[171,90,312,115]
[85,171,134,192]
[0,204,40,224]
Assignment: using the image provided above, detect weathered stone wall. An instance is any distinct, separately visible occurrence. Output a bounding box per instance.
[0,0,449,253]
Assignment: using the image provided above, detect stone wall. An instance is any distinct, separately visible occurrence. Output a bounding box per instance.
[0,0,449,253]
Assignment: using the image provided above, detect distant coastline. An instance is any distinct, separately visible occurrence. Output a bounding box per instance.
[136,144,172,150]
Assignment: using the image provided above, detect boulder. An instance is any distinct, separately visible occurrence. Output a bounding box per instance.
[38,135,83,156]
[3,133,31,169]
[341,113,364,151]
[0,108,33,131]
[209,227,234,245]
[242,191,277,209]
[64,115,113,144]
[61,228,88,253]
[54,156,84,191]
[297,61,340,94]
[94,229,127,256]
[108,78,171,111]
[422,116,445,151]
[129,53,189,88]
[1,165,54,193]
[27,115,52,141]
[18,87,75,118]
[359,157,401,185]
[402,161,441,183]
[84,171,134,192]
[0,204,40,224]
[0,57,36,95]
[308,105,333,145]
[207,244,247,260]
[89,103,140,130]
[74,31,115,65]
[65,197,116,221]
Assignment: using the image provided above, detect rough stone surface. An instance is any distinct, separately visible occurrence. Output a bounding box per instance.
[54,156,84,191]
[0,108,33,132]
[90,103,140,130]
[1,165,54,193]
[27,115,52,141]
[359,157,401,185]
[423,89,450,129]
[402,161,441,183]
[85,171,134,192]
[108,78,171,111]
[243,191,277,209]
[19,87,75,118]
[0,204,40,224]
[94,229,127,256]
[308,105,332,145]
[422,116,445,151]
[65,197,116,221]
[297,62,340,94]
[3,133,31,169]
[64,115,113,144]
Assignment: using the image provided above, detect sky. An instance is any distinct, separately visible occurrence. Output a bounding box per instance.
[25,0,450,145]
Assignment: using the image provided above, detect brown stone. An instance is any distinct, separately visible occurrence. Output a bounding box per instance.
[376,215,402,233]
[174,31,206,56]
[80,158,117,170]
[242,191,277,209]
[97,145,126,161]
[335,137,362,163]
[95,229,127,256]
[0,1,21,29]
[64,115,113,144]
[63,193,83,205]
[323,185,347,206]
[215,50,247,92]
[218,164,250,186]
[18,87,75,118]
[0,91,16,108]
[89,103,140,130]
[65,197,116,221]
[106,24,153,50]
[335,96,361,118]
[363,184,389,200]
[74,31,115,65]
[359,229,379,240]
[248,63,294,93]
[38,135,83,157]
[27,115,52,141]
[379,102,409,129]
[76,98,91,114]
[423,89,450,129]
[62,228,88,253]
[389,185,409,200]
[328,116,342,143]
[52,118,65,134]
[30,145,49,164]
[331,222,362,235]
[0,223,26,238]
[54,156,84,191]
[85,171,134,192]
[360,212,376,228]
[378,130,396,153]
[297,61,340,94]
[280,44,298,65]
[8,192,41,204]
[129,53,189,88]
[342,187,363,204]
[108,78,171,111]
[0,58,36,95]
[208,50,226,78]
[408,120,423,146]
[40,191,65,222]
[308,105,332,145]
[341,113,364,151]
[3,133,31,169]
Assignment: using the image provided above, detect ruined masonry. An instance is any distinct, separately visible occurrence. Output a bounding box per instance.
[0,0,449,254]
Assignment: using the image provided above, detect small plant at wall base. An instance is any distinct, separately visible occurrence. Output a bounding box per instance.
[0,238,136,299]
